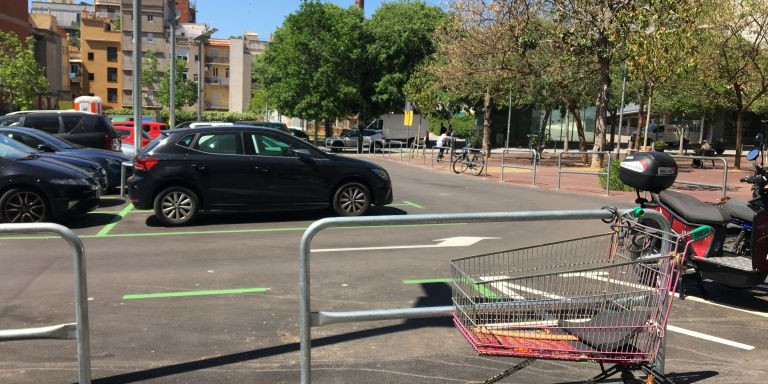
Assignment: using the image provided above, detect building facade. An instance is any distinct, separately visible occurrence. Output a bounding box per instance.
[30,0,93,38]
[30,14,70,109]
[175,0,196,23]
[78,12,122,109]
[0,0,31,41]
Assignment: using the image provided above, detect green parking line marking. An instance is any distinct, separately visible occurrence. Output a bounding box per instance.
[96,204,134,237]
[403,278,497,299]
[0,222,466,241]
[401,200,424,209]
[90,209,151,214]
[123,287,269,300]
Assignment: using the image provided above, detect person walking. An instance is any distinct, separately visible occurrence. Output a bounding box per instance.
[436,129,450,162]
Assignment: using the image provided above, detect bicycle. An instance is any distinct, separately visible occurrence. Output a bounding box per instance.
[452,146,486,176]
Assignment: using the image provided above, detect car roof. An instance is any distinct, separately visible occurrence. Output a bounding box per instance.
[168,125,297,135]
[6,110,99,116]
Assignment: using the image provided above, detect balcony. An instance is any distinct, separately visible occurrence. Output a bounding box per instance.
[205,76,229,85]
[205,56,229,65]
[69,72,82,82]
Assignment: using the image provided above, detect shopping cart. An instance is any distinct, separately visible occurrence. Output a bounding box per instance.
[451,212,710,384]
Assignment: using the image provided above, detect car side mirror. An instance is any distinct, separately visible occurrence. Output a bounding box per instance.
[295,148,313,161]
[37,143,54,152]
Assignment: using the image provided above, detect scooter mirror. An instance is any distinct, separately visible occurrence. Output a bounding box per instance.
[747,148,760,161]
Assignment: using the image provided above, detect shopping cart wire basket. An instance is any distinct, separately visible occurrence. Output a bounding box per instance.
[451,212,710,384]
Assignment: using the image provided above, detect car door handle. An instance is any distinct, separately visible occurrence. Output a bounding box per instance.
[253,165,270,174]
[192,164,207,173]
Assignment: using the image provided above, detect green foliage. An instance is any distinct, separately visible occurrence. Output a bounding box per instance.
[364,1,446,116]
[104,108,134,115]
[428,113,475,138]
[653,140,667,150]
[264,1,364,122]
[247,88,268,115]
[111,16,121,31]
[0,32,49,111]
[141,50,162,90]
[156,59,197,108]
[69,21,80,48]
[598,160,634,192]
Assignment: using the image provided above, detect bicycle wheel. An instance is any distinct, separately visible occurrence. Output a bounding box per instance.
[452,154,469,174]
[470,152,486,176]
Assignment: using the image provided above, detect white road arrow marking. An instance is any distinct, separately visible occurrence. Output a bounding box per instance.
[312,236,500,253]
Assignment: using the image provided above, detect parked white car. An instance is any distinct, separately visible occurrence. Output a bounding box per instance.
[325,129,385,152]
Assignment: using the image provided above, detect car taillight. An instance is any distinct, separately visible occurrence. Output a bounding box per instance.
[134,156,159,171]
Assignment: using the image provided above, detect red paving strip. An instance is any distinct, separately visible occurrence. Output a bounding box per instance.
[365,152,753,204]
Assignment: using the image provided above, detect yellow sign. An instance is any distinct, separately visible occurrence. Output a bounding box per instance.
[404,111,413,126]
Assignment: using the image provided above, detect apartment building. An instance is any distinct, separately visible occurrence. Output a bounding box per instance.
[175,0,196,23]
[30,14,70,109]
[120,0,170,109]
[30,0,92,38]
[77,12,122,109]
[0,0,31,40]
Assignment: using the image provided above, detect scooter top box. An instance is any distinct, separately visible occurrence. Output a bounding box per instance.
[619,151,678,193]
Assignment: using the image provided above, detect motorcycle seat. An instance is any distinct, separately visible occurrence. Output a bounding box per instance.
[724,200,755,222]
[658,190,729,225]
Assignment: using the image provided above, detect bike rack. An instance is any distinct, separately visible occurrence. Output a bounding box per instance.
[429,145,451,167]
[670,155,729,199]
[297,209,672,384]
[557,151,612,196]
[0,223,91,384]
[499,149,537,185]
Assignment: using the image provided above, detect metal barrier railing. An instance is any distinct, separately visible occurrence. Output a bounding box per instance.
[120,160,134,197]
[298,209,671,383]
[499,149,537,185]
[557,151,612,196]
[429,146,452,167]
[670,155,729,199]
[0,223,91,384]
[386,140,406,161]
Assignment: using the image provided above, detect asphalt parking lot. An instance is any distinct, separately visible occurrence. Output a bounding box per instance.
[1,156,767,384]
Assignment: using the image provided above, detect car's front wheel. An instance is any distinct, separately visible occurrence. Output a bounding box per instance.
[0,188,49,223]
[154,186,199,226]
[332,182,371,216]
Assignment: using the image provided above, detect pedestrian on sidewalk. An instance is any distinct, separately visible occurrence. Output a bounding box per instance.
[436,129,451,162]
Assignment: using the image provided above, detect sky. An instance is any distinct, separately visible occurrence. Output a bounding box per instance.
[28,1,445,41]
[195,0,445,40]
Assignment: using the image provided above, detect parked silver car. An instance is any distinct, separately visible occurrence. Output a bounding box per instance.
[325,129,385,152]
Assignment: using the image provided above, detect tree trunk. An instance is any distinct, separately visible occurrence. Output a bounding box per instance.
[736,110,744,170]
[591,43,610,168]
[483,91,492,157]
[609,108,617,152]
[538,109,551,156]
[568,102,588,164]
[634,99,645,150]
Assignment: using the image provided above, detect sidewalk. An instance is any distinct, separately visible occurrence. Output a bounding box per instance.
[364,148,754,204]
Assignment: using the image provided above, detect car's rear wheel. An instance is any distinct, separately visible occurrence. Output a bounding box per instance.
[0,188,49,223]
[332,182,371,216]
[154,186,199,226]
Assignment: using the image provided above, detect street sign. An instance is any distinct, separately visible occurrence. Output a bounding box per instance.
[404,111,413,126]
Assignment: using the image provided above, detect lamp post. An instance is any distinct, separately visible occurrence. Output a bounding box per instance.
[167,5,178,129]
[132,0,142,156]
[193,28,217,122]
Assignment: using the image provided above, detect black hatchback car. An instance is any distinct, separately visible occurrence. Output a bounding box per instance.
[0,111,121,152]
[128,126,393,226]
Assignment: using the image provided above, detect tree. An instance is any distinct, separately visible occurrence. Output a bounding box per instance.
[141,50,162,90]
[0,32,49,111]
[697,0,768,169]
[156,59,197,108]
[69,21,80,48]
[264,1,365,140]
[363,1,447,118]
[430,0,541,156]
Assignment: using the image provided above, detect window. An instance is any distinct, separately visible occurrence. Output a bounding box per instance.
[2,132,44,147]
[147,33,154,42]
[88,73,94,81]
[177,134,195,147]
[194,133,240,154]
[181,71,187,81]
[194,54,198,62]
[0,116,22,127]
[107,88,118,103]
[249,133,295,157]
[212,67,219,77]
[87,52,94,61]
[193,74,198,81]
[107,67,118,82]
[147,13,154,22]
[68,115,105,134]
[62,115,83,132]
[107,47,118,62]
[225,68,229,78]
[22,115,60,134]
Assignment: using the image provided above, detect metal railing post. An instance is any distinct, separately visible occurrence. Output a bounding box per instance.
[670,155,729,199]
[556,151,610,195]
[0,223,91,384]
[557,152,563,190]
[298,209,671,384]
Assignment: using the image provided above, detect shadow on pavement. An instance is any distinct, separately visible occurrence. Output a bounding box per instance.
[62,213,120,229]
[98,197,127,208]
[143,206,409,228]
[89,283,451,384]
[679,277,768,312]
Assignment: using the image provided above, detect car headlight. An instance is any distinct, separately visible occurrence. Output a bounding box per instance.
[50,178,92,186]
[371,168,389,180]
